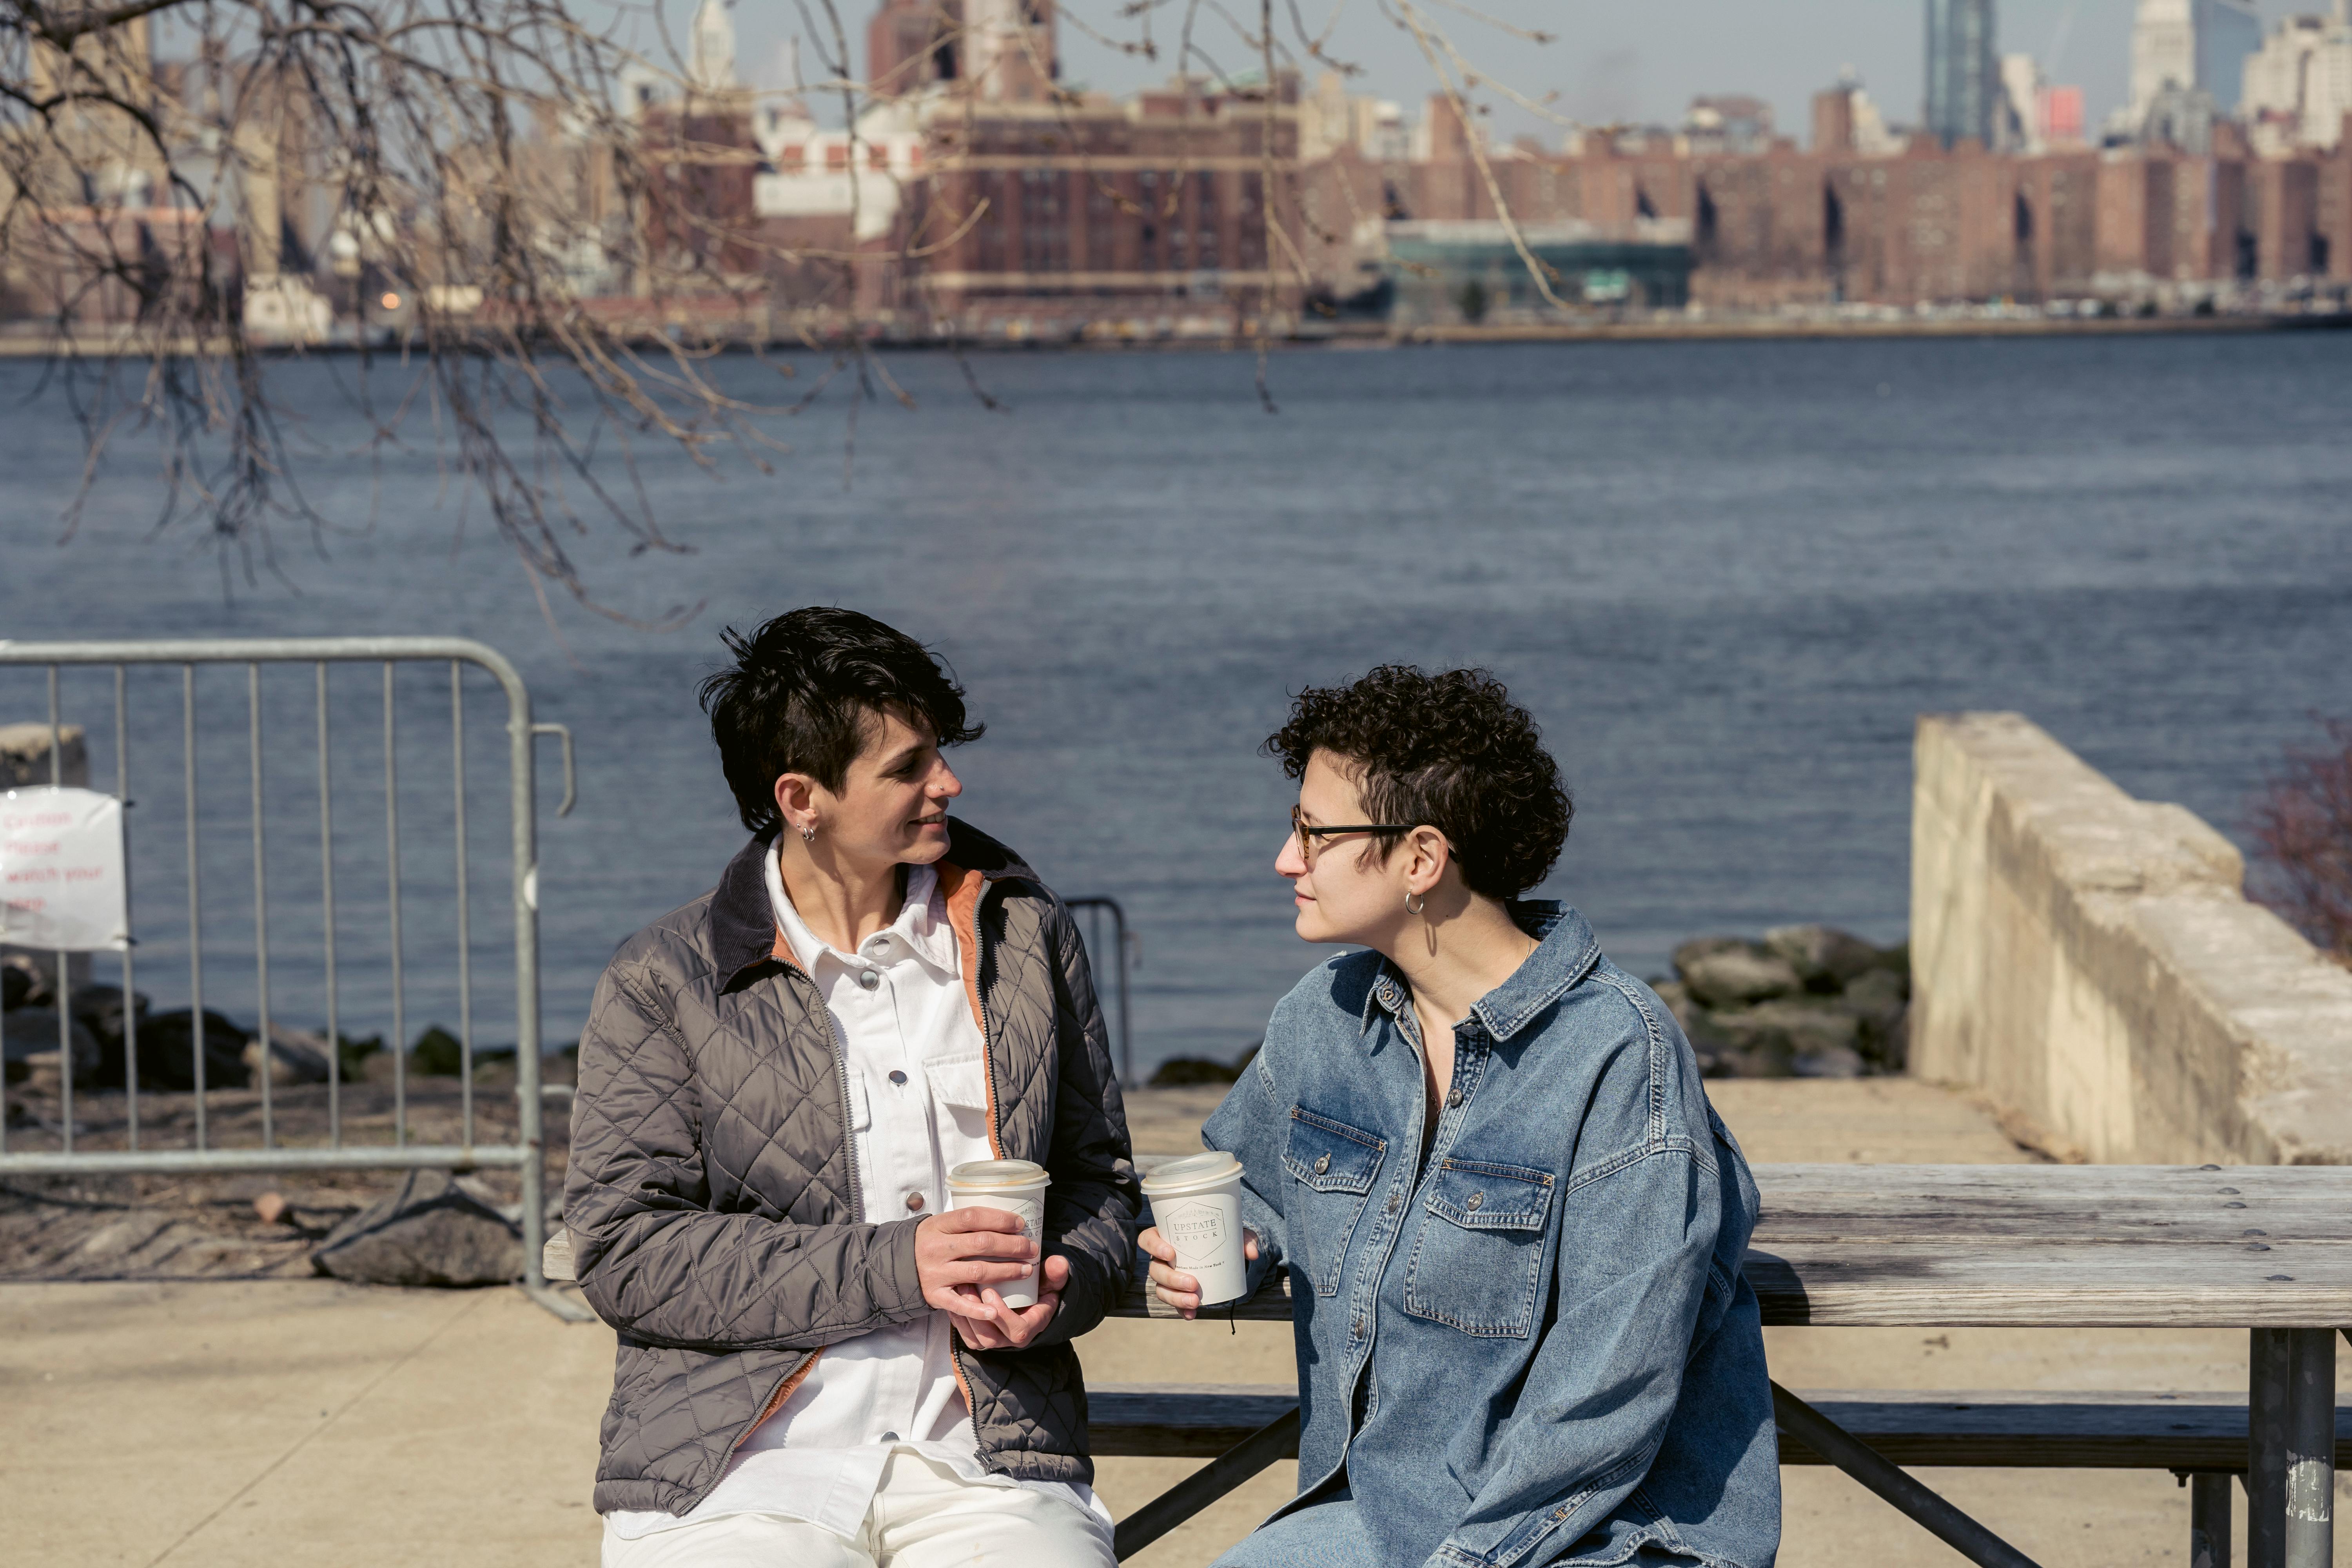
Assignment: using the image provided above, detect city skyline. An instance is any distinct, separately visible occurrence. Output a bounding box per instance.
[662,0,2326,141]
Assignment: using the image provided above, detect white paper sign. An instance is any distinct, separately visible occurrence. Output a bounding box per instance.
[0,787,130,952]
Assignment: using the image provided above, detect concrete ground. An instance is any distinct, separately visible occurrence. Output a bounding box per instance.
[4,1079,2343,1566]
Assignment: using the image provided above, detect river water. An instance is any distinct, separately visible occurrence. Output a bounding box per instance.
[4,332,2349,1074]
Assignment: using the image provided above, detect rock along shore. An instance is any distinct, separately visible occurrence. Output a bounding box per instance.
[1654,925,1909,1080]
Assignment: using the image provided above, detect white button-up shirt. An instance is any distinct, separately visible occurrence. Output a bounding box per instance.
[604,854,1109,1543]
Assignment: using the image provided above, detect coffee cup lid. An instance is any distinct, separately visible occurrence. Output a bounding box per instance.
[1140,1151,1243,1192]
[947,1159,1048,1188]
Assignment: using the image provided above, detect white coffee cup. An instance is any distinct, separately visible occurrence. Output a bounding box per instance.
[945,1158,1050,1310]
[1142,1151,1250,1307]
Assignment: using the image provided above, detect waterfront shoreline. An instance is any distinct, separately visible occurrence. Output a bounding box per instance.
[1391,309,2352,345]
[3,307,2345,359]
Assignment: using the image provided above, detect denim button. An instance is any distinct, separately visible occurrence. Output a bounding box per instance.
[1385,1192,1401,1214]
[1351,1316,1365,1337]
[1466,1192,1484,1211]
[1314,1154,1330,1175]
[1447,1088,1463,1108]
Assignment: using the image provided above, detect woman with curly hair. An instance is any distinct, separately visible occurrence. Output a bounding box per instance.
[1140,666,1780,1568]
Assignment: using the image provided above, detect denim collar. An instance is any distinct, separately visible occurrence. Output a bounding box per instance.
[1359,900,1602,1043]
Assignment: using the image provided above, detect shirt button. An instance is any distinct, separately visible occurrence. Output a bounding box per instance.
[880,1431,900,1443]
[857,969,881,991]
[905,1192,926,1212]
[888,1069,908,1086]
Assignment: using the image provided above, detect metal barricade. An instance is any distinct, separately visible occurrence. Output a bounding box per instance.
[1064,896,1137,1084]
[0,637,573,1303]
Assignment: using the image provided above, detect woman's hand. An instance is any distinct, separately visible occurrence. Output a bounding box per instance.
[951,1254,1070,1350]
[916,1208,1065,1350]
[1139,1225,1259,1319]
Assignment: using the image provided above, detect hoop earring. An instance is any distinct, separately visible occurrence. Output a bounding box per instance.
[800,823,818,844]
[1404,890,1426,916]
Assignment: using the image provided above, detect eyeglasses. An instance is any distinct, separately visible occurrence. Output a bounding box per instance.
[1291,803,1418,867]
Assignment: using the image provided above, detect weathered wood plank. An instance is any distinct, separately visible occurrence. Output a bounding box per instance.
[1085,1385,1300,1457]
[1740,1241,2352,1326]
[1112,1165,2352,1326]
[1084,1385,2352,1470]
[1753,1164,2352,1203]
[1750,1164,2352,1245]
[1140,1160,2352,1210]
[1116,1274,1294,1320]
[1780,1389,2352,1469]
[1112,1243,2352,1326]
[1113,1268,2352,1327]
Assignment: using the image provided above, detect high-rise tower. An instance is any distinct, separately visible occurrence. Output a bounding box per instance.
[1925,0,2000,147]
[688,0,737,97]
[866,0,1056,103]
[2129,0,2261,120]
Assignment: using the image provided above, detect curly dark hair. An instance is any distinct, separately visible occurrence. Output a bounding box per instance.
[1264,666,1570,902]
[699,607,983,833]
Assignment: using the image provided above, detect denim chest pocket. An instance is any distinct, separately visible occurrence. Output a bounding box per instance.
[1403,1158,1556,1336]
[1281,1108,1387,1298]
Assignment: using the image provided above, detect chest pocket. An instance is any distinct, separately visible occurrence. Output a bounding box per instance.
[1403,1158,1555,1337]
[1281,1108,1386,1298]
[924,1053,993,1147]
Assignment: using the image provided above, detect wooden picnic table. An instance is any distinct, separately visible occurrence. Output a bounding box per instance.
[1112,1161,2351,1568]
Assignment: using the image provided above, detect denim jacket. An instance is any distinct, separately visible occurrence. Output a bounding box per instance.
[1202,903,1780,1568]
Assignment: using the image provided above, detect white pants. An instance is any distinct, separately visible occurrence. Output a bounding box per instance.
[601,1449,1117,1568]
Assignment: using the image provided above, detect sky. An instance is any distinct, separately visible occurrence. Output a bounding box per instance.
[698,0,2318,145]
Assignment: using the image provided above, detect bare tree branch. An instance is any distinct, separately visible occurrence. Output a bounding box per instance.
[2,0,1577,610]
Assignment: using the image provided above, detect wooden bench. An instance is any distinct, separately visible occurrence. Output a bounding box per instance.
[545,1162,2352,1568]
[1100,1163,2352,1568]
[1087,1380,2352,1562]
[1084,1383,2352,1470]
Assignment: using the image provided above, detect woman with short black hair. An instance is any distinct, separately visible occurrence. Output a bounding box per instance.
[570,606,1135,1568]
[1142,665,1781,1568]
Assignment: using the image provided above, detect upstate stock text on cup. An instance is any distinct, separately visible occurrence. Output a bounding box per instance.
[944,1158,1051,1310]
[1141,1151,1250,1307]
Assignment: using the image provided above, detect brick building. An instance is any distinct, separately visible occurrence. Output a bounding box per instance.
[1429,125,2347,312]
[734,5,2352,331]
[615,2,2352,334]
[898,80,1301,332]
[639,104,764,284]
[868,0,961,99]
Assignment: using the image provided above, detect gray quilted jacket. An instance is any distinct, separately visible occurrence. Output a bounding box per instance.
[564,820,1142,1517]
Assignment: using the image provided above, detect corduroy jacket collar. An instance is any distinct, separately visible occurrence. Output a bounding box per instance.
[710,818,1040,993]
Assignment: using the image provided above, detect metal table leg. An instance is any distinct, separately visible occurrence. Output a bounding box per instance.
[2251,1327,2291,1568]
[2284,1328,2334,1568]
[2184,1472,2230,1568]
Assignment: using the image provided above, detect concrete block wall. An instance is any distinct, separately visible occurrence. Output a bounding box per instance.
[1911,713,2352,1165]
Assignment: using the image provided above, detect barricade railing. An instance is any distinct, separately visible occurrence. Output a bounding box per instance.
[0,637,572,1304]
[1064,896,1137,1084]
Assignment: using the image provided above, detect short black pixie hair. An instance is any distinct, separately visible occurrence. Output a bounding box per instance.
[1264,665,1570,902]
[699,608,983,833]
